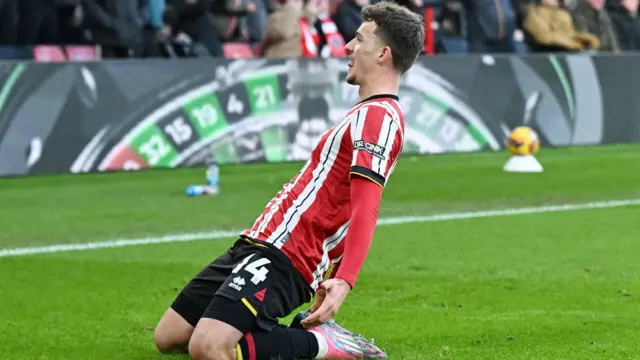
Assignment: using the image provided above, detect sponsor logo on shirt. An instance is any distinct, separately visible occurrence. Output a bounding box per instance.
[354,140,385,159]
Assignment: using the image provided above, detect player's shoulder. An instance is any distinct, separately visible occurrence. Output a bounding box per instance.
[350,94,403,121]
[349,94,404,140]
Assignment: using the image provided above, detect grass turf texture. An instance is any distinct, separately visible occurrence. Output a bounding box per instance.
[1,144,640,359]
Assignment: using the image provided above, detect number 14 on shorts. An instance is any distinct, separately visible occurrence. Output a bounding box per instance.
[232,254,271,286]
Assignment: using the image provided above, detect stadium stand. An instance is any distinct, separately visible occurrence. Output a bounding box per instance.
[0,0,636,62]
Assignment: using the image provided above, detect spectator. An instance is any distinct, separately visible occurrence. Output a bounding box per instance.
[436,0,463,36]
[164,0,225,56]
[314,0,347,57]
[0,0,18,44]
[246,0,270,42]
[512,0,533,28]
[396,0,424,15]
[606,0,640,51]
[333,0,369,41]
[159,1,210,57]
[55,0,87,44]
[461,0,518,52]
[82,0,149,58]
[567,0,620,51]
[524,0,600,52]
[17,0,60,45]
[137,0,166,57]
[264,0,278,13]
[262,0,317,57]
[261,0,303,56]
[148,0,166,30]
[299,0,322,56]
[209,0,256,43]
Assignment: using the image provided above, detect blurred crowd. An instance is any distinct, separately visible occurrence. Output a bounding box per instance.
[0,0,638,59]
[519,0,639,52]
[440,0,639,53]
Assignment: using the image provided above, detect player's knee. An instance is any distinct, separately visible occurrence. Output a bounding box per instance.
[153,309,193,353]
[153,327,182,353]
[189,317,244,360]
[188,336,236,360]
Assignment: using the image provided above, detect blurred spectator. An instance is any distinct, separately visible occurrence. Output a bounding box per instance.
[261,0,303,56]
[246,0,270,42]
[8,0,639,59]
[82,0,149,58]
[136,0,166,57]
[567,0,620,51]
[314,0,347,57]
[0,0,18,44]
[461,0,518,52]
[606,0,640,50]
[262,0,331,57]
[55,0,87,44]
[524,0,600,51]
[396,0,425,15]
[511,0,533,29]
[299,0,321,56]
[160,0,214,57]
[164,0,224,56]
[333,0,369,41]
[17,0,59,45]
[209,0,256,43]
[436,0,463,36]
[149,0,166,29]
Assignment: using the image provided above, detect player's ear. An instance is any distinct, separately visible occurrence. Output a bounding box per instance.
[377,46,392,65]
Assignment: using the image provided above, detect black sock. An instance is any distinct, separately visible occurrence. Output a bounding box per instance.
[237,326,319,360]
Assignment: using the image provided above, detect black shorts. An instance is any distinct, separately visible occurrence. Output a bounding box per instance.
[170,237,313,334]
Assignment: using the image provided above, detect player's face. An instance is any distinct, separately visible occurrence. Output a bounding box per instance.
[344,22,383,85]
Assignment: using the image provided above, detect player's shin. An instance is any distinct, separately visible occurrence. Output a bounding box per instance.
[236,327,320,360]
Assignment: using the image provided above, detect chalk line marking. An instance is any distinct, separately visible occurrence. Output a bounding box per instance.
[1,198,639,258]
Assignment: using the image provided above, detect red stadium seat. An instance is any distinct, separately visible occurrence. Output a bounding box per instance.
[223,43,256,59]
[32,45,66,62]
[251,43,262,56]
[65,45,98,61]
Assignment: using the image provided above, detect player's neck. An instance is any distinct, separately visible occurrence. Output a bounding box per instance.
[358,75,400,102]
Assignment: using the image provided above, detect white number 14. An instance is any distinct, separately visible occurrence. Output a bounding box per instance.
[232,254,271,285]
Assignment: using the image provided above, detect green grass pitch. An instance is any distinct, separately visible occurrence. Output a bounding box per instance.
[1,144,640,359]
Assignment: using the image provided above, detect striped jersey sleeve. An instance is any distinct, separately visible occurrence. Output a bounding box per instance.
[349,104,402,188]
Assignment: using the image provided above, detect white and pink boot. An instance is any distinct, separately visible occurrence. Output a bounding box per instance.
[291,311,388,359]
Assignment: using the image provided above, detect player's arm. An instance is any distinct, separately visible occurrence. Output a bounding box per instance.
[326,174,381,287]
[333,105,401,288]
[331,177,382,288]
[303,179,381,328]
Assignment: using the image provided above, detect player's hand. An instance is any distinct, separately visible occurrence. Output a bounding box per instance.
[301,278,351,329]
[309,286,327,313]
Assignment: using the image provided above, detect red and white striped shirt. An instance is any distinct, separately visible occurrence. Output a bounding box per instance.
[241,94,404,291]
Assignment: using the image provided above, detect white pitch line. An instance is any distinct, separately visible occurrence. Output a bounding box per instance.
[1,198,639,258]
